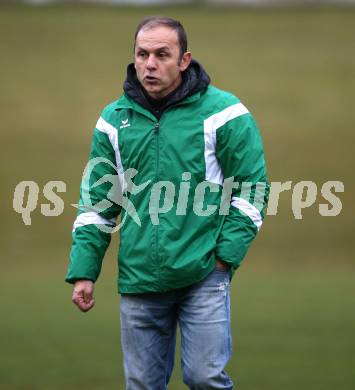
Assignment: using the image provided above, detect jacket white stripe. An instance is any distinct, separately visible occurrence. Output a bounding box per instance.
[203,103,249,185]
[231,196,262,231]
[96,117,124,174]
[72,212,116,232]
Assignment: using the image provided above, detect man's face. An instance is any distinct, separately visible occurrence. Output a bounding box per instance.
[134,26,191,100]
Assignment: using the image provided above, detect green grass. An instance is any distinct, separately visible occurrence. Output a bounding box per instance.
[0,4,354,389]
[1,259,354,389]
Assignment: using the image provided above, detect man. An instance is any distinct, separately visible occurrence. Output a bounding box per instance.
[66,16,269,390]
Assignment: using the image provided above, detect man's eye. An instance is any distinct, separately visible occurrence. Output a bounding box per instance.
[158,52,168,57]
[138,52,146,58]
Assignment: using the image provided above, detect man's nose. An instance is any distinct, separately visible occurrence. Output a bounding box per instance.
[146,54,157,70]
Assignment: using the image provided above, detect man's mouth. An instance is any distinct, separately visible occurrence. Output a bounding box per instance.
[144,76,159,83]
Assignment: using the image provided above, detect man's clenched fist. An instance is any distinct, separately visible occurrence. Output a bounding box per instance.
[72,280,95,312]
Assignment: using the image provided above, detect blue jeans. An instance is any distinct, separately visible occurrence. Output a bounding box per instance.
[120,268,234,389]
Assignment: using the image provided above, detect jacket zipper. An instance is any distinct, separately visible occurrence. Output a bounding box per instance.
[154,122,160,182]
[154,122,160,279]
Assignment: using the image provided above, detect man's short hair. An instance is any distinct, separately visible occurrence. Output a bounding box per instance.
[134,16,188,59]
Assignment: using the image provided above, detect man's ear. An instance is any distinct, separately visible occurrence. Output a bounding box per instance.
[179,51,192,72]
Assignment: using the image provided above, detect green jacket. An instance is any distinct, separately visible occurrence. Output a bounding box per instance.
[65,85,269,293]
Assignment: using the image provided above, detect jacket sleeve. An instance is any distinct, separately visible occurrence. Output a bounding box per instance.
[215,102,269,274]
[65,114,122,284]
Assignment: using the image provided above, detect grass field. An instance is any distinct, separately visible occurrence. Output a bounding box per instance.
[1,3,354,389]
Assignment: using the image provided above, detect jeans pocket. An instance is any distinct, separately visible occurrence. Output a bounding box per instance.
[214,268,229,274]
